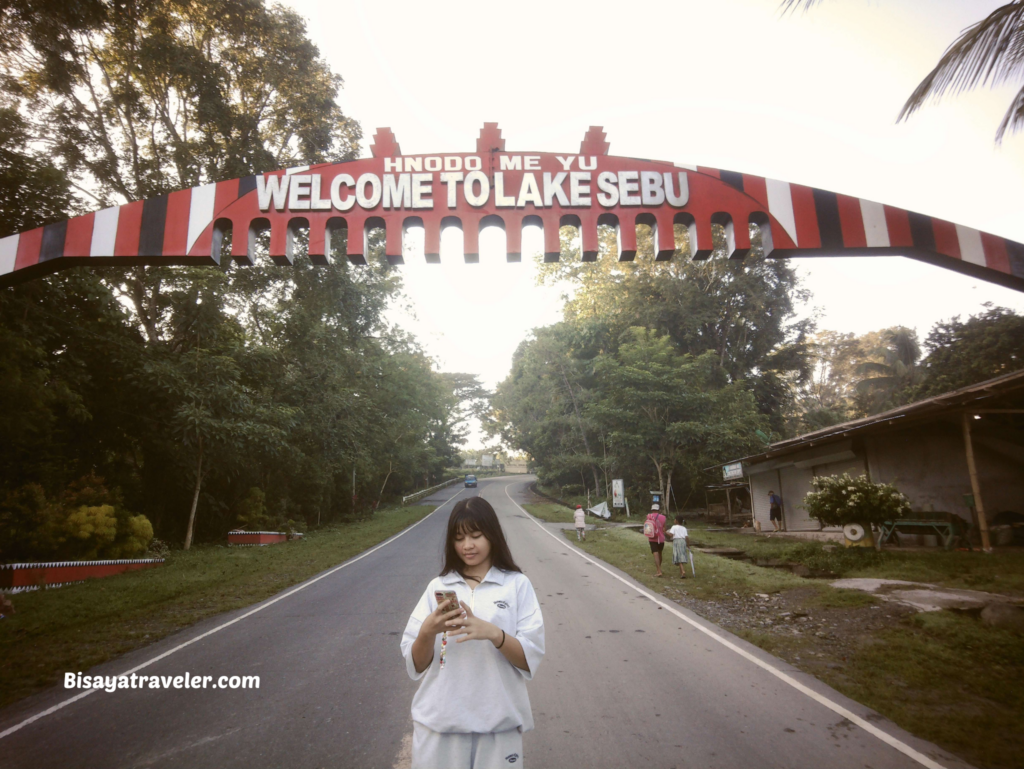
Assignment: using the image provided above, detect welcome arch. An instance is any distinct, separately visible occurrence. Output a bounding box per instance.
[1,123,1021,292]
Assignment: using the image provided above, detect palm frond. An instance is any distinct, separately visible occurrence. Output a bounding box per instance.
[996,81,1024,141]
[778,0,825,15]
[899,2,1024,125]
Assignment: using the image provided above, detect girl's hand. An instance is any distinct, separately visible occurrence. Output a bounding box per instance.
[419,598,465,638]
[446,601,503,646]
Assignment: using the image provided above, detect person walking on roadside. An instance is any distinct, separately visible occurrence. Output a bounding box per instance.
[643,503,667,577]
[768,490,783,532]
[666,515,690,579]
[401,497,545,769]
[573,504,586,541]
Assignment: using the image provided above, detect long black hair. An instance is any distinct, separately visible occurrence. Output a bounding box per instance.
[440,497,522,577]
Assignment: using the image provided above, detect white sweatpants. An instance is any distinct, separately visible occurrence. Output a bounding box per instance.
[412,721,524,769]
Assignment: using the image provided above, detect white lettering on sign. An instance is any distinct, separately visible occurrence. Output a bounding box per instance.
[287,175,312,210]
[411,173,432,209]
[257,175,289,211]
[641,171,665,206]
[252,164,689,212]
[331,174,355,210]
[517,173,542,207]
[665,172,688,206]
[570,172,591,206]
[356,173,381,208]
[439,172,463,208]
[543,172,569,207]
[383,174,412,209]
[494,173,516,207]
[596,171,618,207]
[618,171,641,205]
[464,171,489,207]
[310,175,332,210]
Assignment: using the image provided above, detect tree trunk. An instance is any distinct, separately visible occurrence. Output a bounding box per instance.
[559,367,603,497]
[376,460,393,510]
[184,436,203,551]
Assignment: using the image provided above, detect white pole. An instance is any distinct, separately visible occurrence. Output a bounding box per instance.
[624,497,630,518]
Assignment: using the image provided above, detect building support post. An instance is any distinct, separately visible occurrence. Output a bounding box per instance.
[961,412,992,553]
[725,488,732,526]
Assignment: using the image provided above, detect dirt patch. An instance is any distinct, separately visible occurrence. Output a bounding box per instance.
[660,584,916,664]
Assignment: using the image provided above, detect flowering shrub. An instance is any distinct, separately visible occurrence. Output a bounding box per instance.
[803,473,911,527]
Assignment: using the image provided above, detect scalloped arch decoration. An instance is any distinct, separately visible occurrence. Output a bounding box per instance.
[0,124,1021,291]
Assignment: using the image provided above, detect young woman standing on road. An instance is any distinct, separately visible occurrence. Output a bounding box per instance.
[401,496,545,769]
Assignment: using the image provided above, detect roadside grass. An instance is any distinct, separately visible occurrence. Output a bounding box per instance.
[815,611,1024,769]
[561,525,811,600]
[521,503,578,525]
[554,523,1024,769]
[687,523,1024,596]
[0,504,436,712]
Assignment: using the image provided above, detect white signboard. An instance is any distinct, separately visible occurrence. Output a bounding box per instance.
[612,479,625,508]
[481,454,493,467]
[722,462,744,481]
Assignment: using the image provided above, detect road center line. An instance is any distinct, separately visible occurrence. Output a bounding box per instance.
[505,482,947,769]
[0,487,467,741]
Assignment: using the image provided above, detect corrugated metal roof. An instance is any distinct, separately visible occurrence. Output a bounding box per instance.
[711,367,1024,470]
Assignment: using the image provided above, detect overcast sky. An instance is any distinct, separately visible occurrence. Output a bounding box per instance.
[286,0,1024,445]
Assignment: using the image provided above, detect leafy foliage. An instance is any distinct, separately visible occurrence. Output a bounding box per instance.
[0,1,474,554]
[494,225,807,507]
[804,473,911,527]
[912,305,1024,397]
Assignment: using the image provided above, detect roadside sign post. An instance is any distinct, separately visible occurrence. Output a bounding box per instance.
[612,479,624,508]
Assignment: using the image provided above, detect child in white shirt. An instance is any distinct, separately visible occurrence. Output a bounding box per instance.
[667,515,690,579]
[401,497,545,768]
[573,505,586,541]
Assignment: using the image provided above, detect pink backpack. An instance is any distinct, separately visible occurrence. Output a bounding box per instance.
[643,513,661,539]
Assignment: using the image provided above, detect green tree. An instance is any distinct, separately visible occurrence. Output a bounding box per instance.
[538,223,812,437]
[855,326,924,413]
[913,305,1024,397]
[588,328,766,506]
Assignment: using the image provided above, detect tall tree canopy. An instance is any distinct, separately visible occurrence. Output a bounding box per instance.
[0,1,475,559]
[492,224,809,505]
[2,0,360,207]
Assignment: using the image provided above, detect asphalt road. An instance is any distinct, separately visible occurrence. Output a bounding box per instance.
[0,477,970,769]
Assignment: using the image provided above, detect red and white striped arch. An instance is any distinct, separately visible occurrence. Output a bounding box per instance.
[1,124,1021,291]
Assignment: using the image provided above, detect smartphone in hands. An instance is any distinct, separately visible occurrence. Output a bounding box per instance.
[434,590,459,612]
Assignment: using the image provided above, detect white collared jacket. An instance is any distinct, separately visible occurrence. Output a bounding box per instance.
[401,567,545,733]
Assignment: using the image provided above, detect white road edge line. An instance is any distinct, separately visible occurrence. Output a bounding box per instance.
[505,483,947,769]
[0,487,467,741]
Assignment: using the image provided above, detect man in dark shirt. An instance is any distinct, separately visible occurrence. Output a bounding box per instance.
[768,491,783,532]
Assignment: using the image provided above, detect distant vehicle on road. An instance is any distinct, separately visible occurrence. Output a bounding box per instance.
[464,474,477,488]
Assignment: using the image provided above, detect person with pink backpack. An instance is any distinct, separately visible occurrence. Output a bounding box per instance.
[643,503,668,577]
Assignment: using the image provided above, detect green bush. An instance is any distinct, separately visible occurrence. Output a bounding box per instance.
[804,473,911,527]
[65,504,118,559]
[0,474,153,563]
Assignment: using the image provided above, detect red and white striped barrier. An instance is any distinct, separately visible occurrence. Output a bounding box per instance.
[226,530,300,547]
[0,558,165,593]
